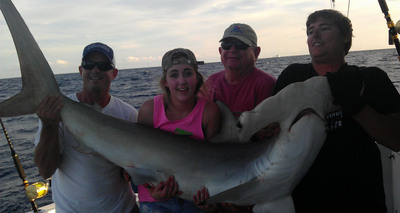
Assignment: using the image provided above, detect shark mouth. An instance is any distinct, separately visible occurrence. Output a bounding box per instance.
[289,108,321,130]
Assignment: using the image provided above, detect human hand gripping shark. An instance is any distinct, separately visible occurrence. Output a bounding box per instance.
[0,0,340,212]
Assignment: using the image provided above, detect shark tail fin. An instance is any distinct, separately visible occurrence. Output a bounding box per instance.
[0,0,61,117]
[0,90,36,117]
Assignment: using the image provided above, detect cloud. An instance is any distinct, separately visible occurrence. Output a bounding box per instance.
[1,0,399,79]
[127,56,140,62]
[127,56,159,63]
[56,60,68,66]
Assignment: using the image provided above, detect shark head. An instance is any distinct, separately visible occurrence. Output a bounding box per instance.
[237,76,339,143]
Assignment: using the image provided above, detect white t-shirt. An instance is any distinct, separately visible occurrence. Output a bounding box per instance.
[34,94,138,213]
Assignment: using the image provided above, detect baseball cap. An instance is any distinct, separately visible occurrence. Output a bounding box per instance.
[82,42,115,65]
[220,23,257,47]
[162,48,199,73]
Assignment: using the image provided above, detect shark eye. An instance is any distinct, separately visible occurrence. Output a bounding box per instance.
[236,121,243,129]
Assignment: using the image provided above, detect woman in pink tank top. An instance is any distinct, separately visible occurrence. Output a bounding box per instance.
[136,48,221,213]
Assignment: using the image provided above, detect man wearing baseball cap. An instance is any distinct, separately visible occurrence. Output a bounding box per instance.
[206,23,276,118]
[200,23,277,212]
[34,42,139,212]
[82,42,116,66]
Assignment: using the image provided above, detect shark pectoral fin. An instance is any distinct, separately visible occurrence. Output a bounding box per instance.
[124,167,168,185]
[210,101,241,143]
[253,196,295,213]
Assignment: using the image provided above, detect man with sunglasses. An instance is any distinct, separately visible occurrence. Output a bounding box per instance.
[206,23,276,119]
[202,23,276,212]
[34,42,139,212]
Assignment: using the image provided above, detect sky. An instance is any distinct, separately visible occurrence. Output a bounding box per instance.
[1,0,400,79]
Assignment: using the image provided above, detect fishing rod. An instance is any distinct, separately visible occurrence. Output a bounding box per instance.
[330,0,350,17]
[378,0,400,62]
[1,118,49,213]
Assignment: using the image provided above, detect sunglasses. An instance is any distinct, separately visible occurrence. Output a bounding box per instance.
[81,60,114,71]
[221,42,250,51]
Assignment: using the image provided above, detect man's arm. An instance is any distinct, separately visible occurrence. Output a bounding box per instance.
[326,68,400,152]
[34,124,62,178]
[34,96,63,179]
[354,107,400,152]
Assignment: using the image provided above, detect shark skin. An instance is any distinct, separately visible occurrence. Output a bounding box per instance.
[0,0,340,212]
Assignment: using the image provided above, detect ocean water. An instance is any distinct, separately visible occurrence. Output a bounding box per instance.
[0,48,399,212]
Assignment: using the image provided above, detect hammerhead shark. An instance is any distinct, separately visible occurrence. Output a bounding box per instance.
[0,0,339,212]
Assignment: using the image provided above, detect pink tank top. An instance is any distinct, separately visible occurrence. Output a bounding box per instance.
[138,95,206,202]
